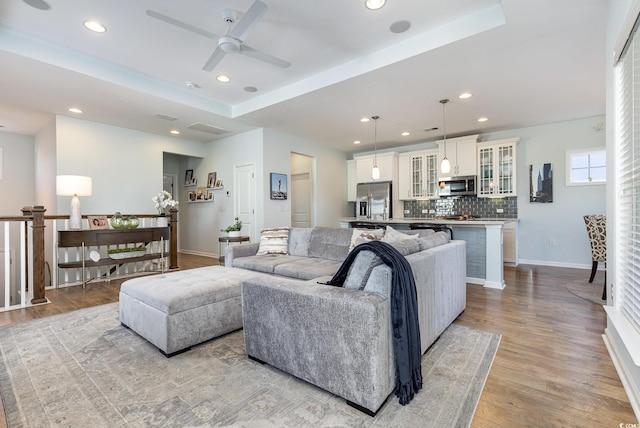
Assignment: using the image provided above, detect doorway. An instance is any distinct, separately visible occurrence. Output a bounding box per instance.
[290,153,314,228]
[234,163,256,241]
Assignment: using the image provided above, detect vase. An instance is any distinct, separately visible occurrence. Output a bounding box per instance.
[110,212,125,229]
[156,216,168,227]
[127,215,139,229]
[228,230,241,237]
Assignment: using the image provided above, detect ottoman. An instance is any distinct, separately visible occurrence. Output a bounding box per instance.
[119,266,261,357]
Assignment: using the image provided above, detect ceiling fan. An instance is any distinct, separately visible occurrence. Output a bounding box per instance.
[146,0,291,71]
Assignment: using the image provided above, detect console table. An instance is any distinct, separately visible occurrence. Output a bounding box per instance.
[57,227,171,288]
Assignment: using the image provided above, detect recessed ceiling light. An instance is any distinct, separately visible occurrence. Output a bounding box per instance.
[216,74,230,83]
[83,20,107,33]
[170,130,180,135]
[68,108,82,114]
[365,0,386,10]
[477,117,488,122]
[401,131,410,136]
[459,92,472,99]
[360,117,370,123]
[353,140,361,145]
[23,0,51,10]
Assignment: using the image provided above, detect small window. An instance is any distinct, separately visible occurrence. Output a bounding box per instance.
[565,149,606,186]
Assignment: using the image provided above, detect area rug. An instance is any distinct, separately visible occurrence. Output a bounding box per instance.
[566,279,606,305]
[0,303,500,427]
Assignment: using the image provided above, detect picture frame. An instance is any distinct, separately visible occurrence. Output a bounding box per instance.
[270,173,287,200]
[207,172,217,188]
[206,189,214,200]
[88,215,109,230]
[185,169,193,185]
[188,191,196,202]
[196,187,207,200]
[529,163,553,203]
[214,179,223,188]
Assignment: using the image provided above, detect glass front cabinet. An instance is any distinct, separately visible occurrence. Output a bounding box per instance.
[477,138,519,197]
[399,150,439,200]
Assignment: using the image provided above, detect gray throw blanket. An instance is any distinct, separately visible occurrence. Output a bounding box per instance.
[324,241,423,405]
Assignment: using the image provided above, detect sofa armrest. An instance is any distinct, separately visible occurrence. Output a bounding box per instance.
[241,275,394,413]
[224,242,260,267]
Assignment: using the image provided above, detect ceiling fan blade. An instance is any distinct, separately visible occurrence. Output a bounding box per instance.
[203,47,226,71]
[228,0,268,41]
[146,10,220,40]
[240,45,291,68]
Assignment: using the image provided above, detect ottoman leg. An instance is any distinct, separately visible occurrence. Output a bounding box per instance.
[160,347,192,358]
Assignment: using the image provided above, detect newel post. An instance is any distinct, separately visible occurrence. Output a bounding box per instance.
[169,208,178,269]
[23,205,47,304]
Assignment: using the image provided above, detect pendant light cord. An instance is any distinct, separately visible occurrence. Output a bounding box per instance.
[372,115,379,165]
[440,99,448,157]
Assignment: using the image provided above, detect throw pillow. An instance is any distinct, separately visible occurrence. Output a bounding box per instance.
[381,225,419,244]
[418,231,451,251]
[256,227,290,255]
[348,228,385,252]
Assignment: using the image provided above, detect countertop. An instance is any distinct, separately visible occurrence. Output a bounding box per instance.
[339,217,518,226]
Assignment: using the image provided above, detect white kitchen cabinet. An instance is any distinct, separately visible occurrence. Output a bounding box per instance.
[437,134,479,177]
[477,138,519,198]
[347,160,356,202]
[352,152,402,218]
[398,150,439,200]
[354,152,397,183]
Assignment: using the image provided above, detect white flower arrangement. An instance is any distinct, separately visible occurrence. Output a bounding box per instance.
[152,190,178,215]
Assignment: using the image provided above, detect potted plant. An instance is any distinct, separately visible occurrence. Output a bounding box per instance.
[152,190,178,227]
[221,217,242,237]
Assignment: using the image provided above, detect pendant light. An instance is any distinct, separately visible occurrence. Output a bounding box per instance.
[371,115,380,180]
[440,99,451,174]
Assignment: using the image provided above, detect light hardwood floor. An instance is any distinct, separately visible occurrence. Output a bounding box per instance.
[0,254,635,426]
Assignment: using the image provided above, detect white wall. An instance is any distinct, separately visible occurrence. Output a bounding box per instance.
[0,131,35,214]
[482,116,606,268]
[263,128,349,227]
[54,116,205,216]
[34,118,57,210]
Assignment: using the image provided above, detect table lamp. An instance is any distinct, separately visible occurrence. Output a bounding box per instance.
[56,175,92,230]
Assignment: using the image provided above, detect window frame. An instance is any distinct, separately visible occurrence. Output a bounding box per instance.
[565,148,607,186]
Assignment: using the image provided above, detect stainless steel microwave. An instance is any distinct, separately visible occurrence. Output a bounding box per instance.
[438,175,476,197]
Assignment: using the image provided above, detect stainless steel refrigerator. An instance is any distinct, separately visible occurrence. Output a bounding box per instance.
[356,181,392,220]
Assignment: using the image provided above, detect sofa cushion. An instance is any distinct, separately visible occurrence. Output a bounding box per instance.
[288,228,312,257]
[348,228,385,252]
[344,250,382,290]
[418,231,451,250]
[344,240,421,290]
[273,257,343,280]
[257,227,290,255]
[381,226,418,243]
[233,254,306,274]
[308,227,353,261]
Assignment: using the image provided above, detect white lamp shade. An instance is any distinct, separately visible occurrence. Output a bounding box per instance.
[372,165,380,180]
[440,158,451,174]
[56,175,92,196]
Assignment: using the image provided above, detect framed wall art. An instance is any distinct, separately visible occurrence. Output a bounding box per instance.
[529,163,553,203]
[270,173,287,200]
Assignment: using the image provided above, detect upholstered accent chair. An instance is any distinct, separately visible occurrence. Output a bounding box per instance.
[583,215,606,300]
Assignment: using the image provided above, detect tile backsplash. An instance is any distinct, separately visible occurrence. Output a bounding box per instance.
[403,196,517,219]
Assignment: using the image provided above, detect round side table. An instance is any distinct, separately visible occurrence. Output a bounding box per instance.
[218,236,250,265]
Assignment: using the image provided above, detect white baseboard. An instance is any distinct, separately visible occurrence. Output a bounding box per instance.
[178,249,218,259]
[603,330,640,422]
[517,259,595,270]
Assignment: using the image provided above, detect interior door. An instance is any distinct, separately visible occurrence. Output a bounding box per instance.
[291,172,311,227]
[234,163,256,242]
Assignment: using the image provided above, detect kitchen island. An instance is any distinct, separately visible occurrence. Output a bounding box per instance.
[338,217,517,289]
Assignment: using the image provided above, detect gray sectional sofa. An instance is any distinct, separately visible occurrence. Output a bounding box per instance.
[226,226,467,414]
